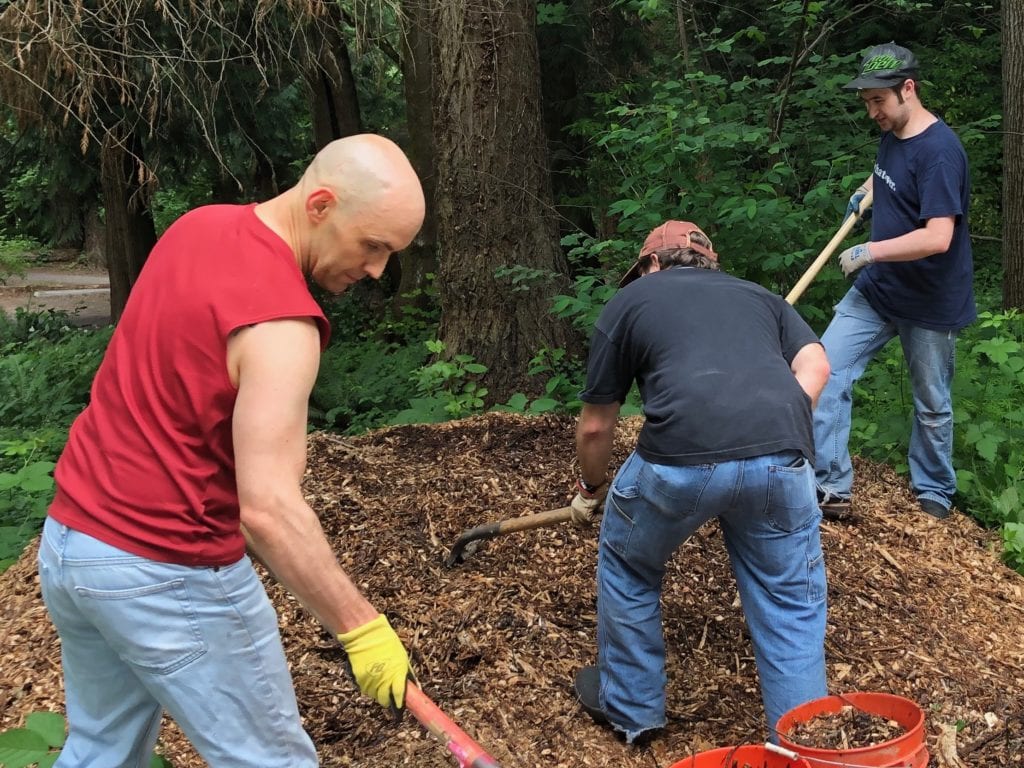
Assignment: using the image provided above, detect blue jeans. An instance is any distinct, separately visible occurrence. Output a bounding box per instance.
[37,517,319,767]
[813,287,958,508]
[595,450,827,743]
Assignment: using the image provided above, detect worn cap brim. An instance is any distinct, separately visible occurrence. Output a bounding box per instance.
[618,260,644,289]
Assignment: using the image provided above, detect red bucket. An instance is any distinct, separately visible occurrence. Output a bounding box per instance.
[669,744,812,768]
[776,692,928,768]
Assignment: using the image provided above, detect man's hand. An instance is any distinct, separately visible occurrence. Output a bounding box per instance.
[838,242,873,277]
[844,186,871,232]
[337,614,411,709]
[570,478,608,525]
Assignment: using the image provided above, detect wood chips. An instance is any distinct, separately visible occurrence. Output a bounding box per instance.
[2,412,1022,767]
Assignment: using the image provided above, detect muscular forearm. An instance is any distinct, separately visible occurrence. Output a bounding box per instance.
[575,403,620,486]
[241,499,378,635]
[577,432,614,487]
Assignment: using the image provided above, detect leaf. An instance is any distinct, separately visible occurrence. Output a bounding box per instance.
[504,393,529,411]
[974,434,1001,463]
[528,398,559,413]
[25,712,66,749]
[0,727,50,768]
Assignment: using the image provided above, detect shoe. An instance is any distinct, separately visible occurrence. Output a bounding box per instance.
[918,498,950,519]
[574,666,609,725]
[817,489,852,520]
[573,666,663,745]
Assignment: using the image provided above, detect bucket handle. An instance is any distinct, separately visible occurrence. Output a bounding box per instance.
[764,740,907,768]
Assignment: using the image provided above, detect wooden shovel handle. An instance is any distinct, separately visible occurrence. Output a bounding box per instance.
[785,187,873,306]
[446,507,573,565]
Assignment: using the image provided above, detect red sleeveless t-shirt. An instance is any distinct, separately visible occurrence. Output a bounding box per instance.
[49,204,329,566]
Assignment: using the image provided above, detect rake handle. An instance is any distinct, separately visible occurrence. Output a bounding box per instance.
[405,683,502,768]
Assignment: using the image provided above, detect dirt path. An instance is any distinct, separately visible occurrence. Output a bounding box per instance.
[0,264,111,326]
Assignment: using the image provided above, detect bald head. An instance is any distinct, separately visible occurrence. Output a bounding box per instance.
[266,135,426,293]
[302,134,425,225]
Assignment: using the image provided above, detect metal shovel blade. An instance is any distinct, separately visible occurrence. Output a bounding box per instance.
[445,506,574,566]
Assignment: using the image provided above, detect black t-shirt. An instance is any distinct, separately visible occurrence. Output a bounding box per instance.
[580,267,821,465]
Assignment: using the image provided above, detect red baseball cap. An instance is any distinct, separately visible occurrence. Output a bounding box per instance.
[619,221,718,288]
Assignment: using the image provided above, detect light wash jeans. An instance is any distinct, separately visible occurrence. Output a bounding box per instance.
[37,516,319,767]
[813,287,958,508]
[595,449,827,743]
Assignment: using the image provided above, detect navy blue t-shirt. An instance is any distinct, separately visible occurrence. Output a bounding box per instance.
[855,119,975,331]
[580,267,821,465]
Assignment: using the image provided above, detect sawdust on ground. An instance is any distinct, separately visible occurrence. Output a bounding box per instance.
[1,412,1021,767]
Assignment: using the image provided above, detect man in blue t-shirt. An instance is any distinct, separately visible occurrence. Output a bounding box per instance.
[816,42,975,520]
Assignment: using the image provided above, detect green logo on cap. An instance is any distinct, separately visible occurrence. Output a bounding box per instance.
[862,53,904,74]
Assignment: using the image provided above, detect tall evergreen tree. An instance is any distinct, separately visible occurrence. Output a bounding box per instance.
[431,0,578,401]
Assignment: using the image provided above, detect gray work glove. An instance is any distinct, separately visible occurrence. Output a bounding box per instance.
[570,479,608,526]
[838,242,874,278]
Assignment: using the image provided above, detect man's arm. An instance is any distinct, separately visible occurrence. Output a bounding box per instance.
[227,318,378,634]
[868,215,955,263]
[575,401,621,487]
[790,342,830,409]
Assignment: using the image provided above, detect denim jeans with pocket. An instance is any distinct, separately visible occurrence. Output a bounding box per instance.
[813,287,958,508]
[595,449,827,743]
[37,516,319,767]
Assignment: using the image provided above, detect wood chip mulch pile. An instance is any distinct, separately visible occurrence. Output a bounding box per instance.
[2,412,1022,767]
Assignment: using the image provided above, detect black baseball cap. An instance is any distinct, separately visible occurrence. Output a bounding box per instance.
[844,42,919,90]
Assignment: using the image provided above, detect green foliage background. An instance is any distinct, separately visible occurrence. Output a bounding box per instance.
[1,0,1018,579]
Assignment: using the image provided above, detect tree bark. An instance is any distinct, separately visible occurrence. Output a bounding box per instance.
[100,132,156,323]
[432,0,578,403]
[396,0,439,310]
[1003,0,1024,309]
[310,12,363,150]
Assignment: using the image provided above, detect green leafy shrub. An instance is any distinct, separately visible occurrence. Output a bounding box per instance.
[0,312,110,571]
[848,307,1024,574]
[0,711,172,767]
[0,234,37,282]
[0,452,55,571]
[391,340,489,425]
[311,337,431,434]
[0,326,112,430]
[952,310,1024,571]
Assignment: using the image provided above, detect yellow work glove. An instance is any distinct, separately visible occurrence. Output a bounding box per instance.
[337,614,411,709]
[570,478,609,526]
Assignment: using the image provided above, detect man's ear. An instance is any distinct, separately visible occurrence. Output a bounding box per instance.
[305,188,336,221]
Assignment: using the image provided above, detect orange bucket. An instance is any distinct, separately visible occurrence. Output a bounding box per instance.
[776,692,928,767]
[669,744,812,768]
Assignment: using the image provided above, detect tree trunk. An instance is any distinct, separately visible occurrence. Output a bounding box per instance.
[310,17,362,150]
[396,0,439,310]
[1003,0,1024,309]
[100,132,157,322]
[432,0,578,403]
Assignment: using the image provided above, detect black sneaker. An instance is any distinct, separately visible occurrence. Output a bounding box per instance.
[573,667,662,746]
[574,666,609,725]
[918,498,951,519]
[817,490,852,521]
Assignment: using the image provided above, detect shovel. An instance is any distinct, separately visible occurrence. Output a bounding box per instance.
[444,192,873,567]
[406,682,502,767]
[445,506,572,566]
[785,187,873,304]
